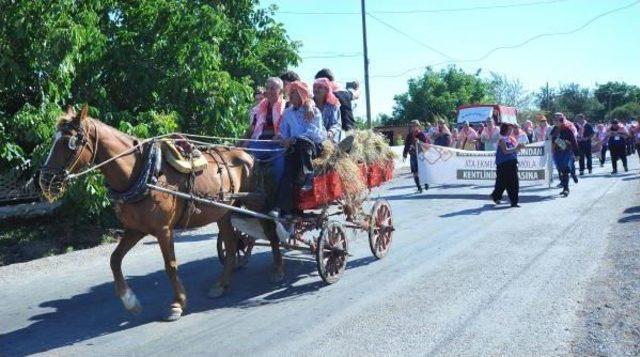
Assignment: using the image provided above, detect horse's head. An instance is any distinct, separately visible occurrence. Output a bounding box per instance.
[39,104,98,202]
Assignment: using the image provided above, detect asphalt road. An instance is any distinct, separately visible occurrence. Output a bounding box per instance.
[1,159,639,356]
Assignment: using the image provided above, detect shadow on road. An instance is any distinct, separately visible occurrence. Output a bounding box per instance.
[619,215,640,223]
[143,232,217,245]
[622,176,640,181]
[383,192,553,204]
[1,249,378,355]
[623,206,640,214]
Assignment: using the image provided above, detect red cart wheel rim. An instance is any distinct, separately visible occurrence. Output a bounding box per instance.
[369,200,393,259]
[316,221,348,284]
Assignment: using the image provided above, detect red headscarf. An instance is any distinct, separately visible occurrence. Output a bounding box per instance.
[313,78,340,106]
[287,81,312,107]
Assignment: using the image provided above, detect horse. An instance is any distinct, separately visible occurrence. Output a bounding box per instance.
[39,105,284,321]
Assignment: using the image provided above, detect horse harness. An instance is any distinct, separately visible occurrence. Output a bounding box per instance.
[175,146,238,228]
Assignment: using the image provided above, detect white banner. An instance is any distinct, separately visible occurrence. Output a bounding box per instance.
[417,142,552,186]
[457,106,493,123]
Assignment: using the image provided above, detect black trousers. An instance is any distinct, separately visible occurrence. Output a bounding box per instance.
[610,144,628,172]
[577,141,592,172]
[600,144,608,165]
[491,160,519,205]
[636,143,640,162]
[275,139,317,213]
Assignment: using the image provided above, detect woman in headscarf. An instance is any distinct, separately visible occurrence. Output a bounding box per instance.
[607,119,629,174]
[457,121,478,150]
[480,117,500,151]
[246,77,286,189]
[523,120,534,143]
[313,78,342,143]
[433,119,452,147]
[490,124,525,207]
[533,115,550,142]
[550,113,579,197]
[271,81,326,225]
[515,124,530,145]
[595,123,608,167]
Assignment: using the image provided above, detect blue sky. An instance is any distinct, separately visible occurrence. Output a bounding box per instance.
[263,0,640,119]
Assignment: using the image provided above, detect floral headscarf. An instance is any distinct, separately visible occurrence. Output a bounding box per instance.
[313,78,340,106]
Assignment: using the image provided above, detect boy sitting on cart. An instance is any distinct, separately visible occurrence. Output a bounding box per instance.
[270,81,327,225]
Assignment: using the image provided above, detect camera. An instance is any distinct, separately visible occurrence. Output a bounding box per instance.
[346,81,358,90]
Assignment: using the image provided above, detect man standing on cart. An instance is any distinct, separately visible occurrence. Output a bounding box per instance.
[403,119,430,193]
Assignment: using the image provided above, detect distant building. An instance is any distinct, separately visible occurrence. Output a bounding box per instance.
[373,124,410,146]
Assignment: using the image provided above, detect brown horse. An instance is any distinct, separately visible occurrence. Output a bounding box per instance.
[39,105,284,321]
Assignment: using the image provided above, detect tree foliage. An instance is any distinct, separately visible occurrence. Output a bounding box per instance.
[535,82,640,121]
[390,66,492,125]
[608,102,640,121]
[0,0,299,222]
[488,72,533,109]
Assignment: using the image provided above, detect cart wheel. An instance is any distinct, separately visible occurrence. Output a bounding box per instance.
[217,230,253,270]
[316,221,349,284]
[368,199,393,259]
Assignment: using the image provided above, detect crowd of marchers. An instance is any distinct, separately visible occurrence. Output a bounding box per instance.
[403,112,639,204]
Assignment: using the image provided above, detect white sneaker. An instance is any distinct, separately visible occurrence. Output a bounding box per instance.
[268,209,279,218]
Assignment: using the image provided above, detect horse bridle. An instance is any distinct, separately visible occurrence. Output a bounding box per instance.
[40,119,100,182]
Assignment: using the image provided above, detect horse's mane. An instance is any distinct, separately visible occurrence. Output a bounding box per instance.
[56,114,139,143]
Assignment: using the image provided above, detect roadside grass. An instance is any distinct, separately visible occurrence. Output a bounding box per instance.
[0,217,120,266]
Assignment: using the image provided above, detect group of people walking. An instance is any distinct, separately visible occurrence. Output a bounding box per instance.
[402,112,638,207]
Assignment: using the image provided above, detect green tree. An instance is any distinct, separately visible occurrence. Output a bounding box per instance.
[535,83,603,120]
[488,72,533,109]
[0,0,299,224]
[391,66,492,124]
[607,102,640,121]
[594,81,640,115]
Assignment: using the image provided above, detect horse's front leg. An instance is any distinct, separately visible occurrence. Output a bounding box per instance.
[155,228,187,321]
[111,229,145,313]
[208,215,236,298]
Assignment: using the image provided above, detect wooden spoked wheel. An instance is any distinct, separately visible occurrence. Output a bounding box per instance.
[316,221,349,284]
[217,229,254,270]
[368,199,394,259]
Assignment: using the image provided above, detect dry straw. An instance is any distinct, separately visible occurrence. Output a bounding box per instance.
[312,130,396,197]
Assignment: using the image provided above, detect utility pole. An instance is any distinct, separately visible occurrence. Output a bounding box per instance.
[361,0,372,128]
[545,82,550,112]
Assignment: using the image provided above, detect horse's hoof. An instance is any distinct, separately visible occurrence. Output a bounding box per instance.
[121,288,142,314]
[163,304,183,322]
[207,285,226,299]
[270,270,285,283]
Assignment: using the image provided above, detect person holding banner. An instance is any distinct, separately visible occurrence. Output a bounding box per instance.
[403,120,430,193]
[481,117,500,151]
[490,124,526,207]
[550,113,579,197]
[457,121,478,150]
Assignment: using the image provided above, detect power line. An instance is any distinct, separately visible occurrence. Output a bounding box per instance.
[372,0,640,78]
[366,12,454,60]
[301,53,362,59]
[371,0,568,14]
[277,0,569,15]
